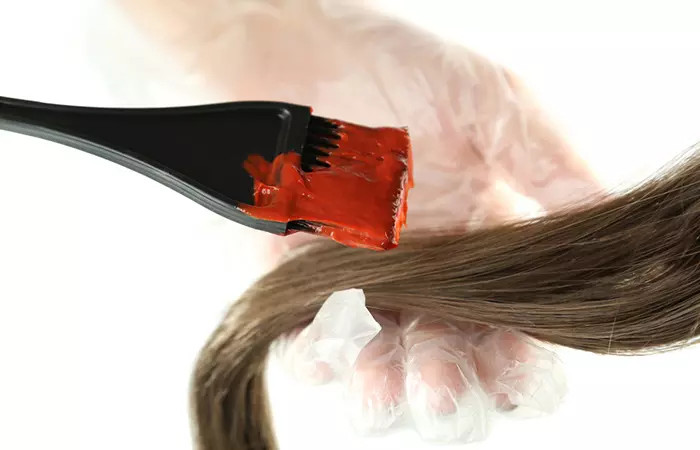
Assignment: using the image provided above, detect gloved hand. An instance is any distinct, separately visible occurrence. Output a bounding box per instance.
[277,288,568,443]
[116,0,603,443]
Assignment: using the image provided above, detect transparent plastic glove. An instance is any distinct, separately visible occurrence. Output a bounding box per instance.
[115,0,603,443]
[277,294,566,443]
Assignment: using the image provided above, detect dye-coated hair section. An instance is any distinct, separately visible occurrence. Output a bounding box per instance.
[191,144,700,450]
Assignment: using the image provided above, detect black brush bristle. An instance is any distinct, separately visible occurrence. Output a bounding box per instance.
[300,116,341,172]
[286,219,324,234]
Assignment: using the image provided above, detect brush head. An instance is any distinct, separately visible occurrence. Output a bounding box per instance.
[0,96,412,249]
[239,115,414,251]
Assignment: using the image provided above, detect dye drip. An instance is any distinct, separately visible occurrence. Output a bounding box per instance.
[239,120,413,250]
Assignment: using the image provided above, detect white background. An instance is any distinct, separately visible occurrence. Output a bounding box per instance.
[1,1,699,449]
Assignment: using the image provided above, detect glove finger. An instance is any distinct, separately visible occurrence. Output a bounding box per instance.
[473,328,566,417]
[276,289,382,385]
[345,311,406,434]
[402,314,491,443]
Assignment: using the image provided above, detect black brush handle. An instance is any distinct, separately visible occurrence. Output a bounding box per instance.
[0,96,313,234]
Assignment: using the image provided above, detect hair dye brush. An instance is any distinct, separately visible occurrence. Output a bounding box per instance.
[0,96,413,250]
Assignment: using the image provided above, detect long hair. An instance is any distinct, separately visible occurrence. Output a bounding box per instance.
[190,144,700,450]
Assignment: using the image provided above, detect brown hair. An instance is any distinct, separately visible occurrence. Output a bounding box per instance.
[190,143,700,450]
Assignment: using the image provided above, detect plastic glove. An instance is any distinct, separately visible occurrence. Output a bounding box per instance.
[116,0,602,443]
[280,294,566,442]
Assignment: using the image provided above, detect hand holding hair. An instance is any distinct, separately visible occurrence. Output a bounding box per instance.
[113,1,700,449]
